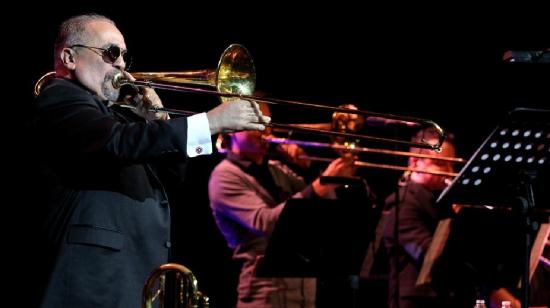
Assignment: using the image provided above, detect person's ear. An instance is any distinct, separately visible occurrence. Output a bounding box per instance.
[61,48,77,70]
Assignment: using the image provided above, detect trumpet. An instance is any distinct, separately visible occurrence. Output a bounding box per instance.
[34,44,446,150]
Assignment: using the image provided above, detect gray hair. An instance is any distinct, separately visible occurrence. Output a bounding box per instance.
[54,13,115,70]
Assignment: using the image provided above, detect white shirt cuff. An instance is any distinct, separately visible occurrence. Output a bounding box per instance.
[186,112,212,157]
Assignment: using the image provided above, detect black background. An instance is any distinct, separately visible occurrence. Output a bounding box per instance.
[6,3,549,307]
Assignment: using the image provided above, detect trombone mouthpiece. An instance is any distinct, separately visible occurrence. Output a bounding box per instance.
[112,73,126,89]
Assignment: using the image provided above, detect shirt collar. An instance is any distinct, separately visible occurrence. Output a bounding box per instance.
[226,152,268,172]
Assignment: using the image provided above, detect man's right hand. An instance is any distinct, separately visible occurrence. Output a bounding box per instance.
[206,99,271,135]
[312,154,357,197]
[276,143,312,169]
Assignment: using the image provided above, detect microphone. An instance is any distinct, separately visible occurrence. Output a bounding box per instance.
[502,49,550,63]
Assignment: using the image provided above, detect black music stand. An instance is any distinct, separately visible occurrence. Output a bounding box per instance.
[421,107,550,307]
[256,177,373,307]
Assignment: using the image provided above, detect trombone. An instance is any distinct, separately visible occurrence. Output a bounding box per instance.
[263,136,463,177]
[34,44,446,150]
[214,132,463,177]
[265,136,465,163]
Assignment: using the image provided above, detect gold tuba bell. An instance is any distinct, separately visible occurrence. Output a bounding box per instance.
[142,263,209,308]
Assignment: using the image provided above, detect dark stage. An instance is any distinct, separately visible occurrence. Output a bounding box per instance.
[6,4,549,307]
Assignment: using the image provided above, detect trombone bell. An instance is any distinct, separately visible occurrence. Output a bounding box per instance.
[113,44,256,103]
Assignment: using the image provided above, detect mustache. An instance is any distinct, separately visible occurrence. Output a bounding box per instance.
[102,70,125,102]
[104,70,122,85]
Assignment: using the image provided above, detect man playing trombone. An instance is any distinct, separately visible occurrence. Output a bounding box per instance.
[31,13,269,308]
[382,127,458,308]
[208,103,356,308]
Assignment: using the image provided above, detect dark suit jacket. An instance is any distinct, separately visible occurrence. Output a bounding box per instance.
[382,182,439,308]
[32,78,189,308]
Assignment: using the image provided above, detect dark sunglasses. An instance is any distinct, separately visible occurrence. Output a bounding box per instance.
[70,44,132,69]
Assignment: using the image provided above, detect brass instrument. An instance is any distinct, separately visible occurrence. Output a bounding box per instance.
[113,44,445,150]
[264,136,464,162]
[33,71,56,97]
[264,104,461,176]
[34,44,446,150]
[214,133,461,177]
[142,263,209,308]
[263,136,462,177]
[215,101,460,176]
